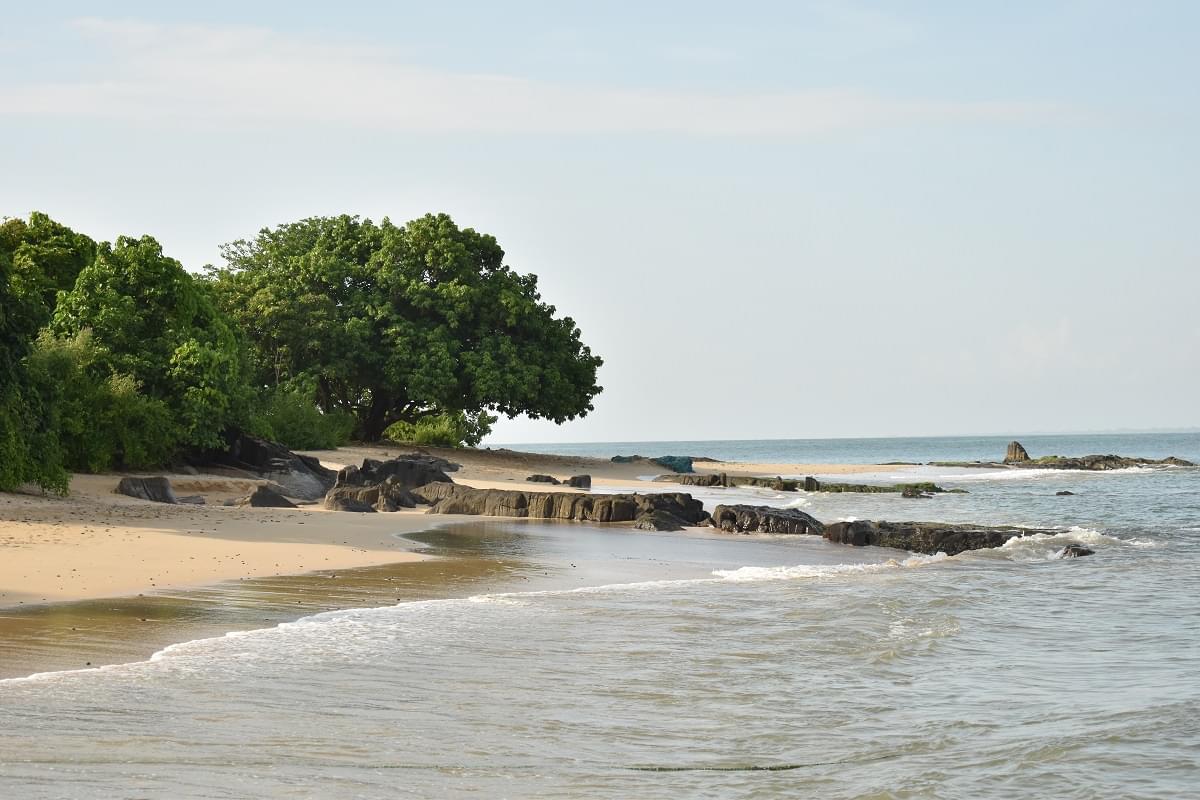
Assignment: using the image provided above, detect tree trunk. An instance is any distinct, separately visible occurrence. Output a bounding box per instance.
[360,394,392,442]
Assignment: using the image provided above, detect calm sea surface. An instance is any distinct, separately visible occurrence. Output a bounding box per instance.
[1,433,1197,798]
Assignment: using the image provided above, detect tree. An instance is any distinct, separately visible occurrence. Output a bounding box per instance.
[51,235,248,450]
[0,213,97,491]
[207,213,602,441]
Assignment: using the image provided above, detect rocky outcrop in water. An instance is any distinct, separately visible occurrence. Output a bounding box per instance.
[116,476,178,504]
[1059,544,1094,558]
[711,505,824,535]
[414,483,709,530]
[664,473,960,496]
[1004,441,1031,463]
[1017,454,1195,470]
[658,473,799,491]
[707,505,1076,556]
[822,520,1059,556]
[934,441,1194,471]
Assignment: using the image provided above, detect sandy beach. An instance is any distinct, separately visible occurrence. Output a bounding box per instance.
[0,444,905,608]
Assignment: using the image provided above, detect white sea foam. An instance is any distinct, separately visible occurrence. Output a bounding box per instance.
[984,526,1161,562]
[713,553,948,582]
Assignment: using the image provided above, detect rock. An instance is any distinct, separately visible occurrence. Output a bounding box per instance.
[822,520,1060,556]
[526,474,561,484]
[413,484,709,526]
[196,432,337,501]
[1055,490,1076,496]
[325,476,419,512]
[632,510,690,531]
[176,495,206,505]
[1004,441,1031,464]
[323,496,377,513]
[1021,454,1196,470]
[657,474,801,491]
[651,456,694,474]
[566,475,592,489]
[798,478,954,495]
[323,456,455,512]
[238,485,297,508]
[1059,544,1095,558]
[710,505,825,535]
[116,476,178,504]
[337,457,453,490]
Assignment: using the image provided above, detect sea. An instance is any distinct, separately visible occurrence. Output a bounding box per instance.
[1,432,1197,798]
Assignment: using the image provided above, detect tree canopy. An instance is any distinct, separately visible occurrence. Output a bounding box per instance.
[51,235,248,451]
[207,213,602,441]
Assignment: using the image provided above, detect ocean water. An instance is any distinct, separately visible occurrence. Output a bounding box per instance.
[2,433,1198,798]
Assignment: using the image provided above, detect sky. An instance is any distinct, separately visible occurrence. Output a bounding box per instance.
[2,1,1197,443]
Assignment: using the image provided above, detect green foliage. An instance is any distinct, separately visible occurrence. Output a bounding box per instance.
[207,213,602,441]
[0,217,71,493]
[26,332,177,473]
[384,410,497,448]
[251,382,356,451]
[51,235,249,450]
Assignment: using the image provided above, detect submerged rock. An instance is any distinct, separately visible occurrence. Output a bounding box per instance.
[1059,544,1095,558]
[1056,490,1076,496]
[116,476,178,504]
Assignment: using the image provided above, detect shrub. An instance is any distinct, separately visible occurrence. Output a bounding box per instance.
[383,410,496,448]
[252,383,356,451]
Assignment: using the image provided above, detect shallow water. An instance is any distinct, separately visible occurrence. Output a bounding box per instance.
[1,434,1198,798]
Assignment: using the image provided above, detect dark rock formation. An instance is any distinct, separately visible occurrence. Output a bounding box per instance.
[611,455,694,473]
[822,520,1060,556]
[1056,490,1076,496]
[526,474,560,484]
[632,509,691,531]
[197,432,337,500]
[324,456,455,512]
[566,475,592,489]
[656,473,801,491]
[323,496,377,513]
[709,507,1070,557]
[1004,441,1031,464]
[1059,544,1095,558]
[801,478,959,495]
[901,487,932,498]
[238,485,297,508]
[1018,454,1196,470]
[413,483,709,527]
[116,476,178,504]
[710,505,825,535]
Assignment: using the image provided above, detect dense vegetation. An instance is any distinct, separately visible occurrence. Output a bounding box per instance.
[0,212,601,493]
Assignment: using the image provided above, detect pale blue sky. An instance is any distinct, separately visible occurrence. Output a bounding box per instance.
[3,2,1197,442]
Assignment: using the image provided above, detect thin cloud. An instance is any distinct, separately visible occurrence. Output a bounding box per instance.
[0,18,1070,136]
